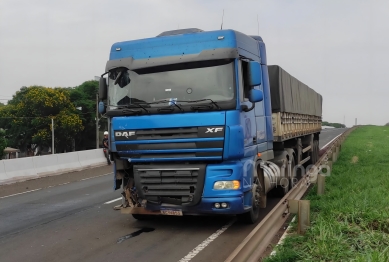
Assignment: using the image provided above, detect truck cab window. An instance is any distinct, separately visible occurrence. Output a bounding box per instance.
[241,60,251,100]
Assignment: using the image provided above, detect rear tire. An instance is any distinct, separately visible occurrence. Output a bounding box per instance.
[308,140,319,165]
[312,140,319,164]
[275,157,296,197]
[238,174,260,224]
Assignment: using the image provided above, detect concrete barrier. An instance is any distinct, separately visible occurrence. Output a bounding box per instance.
[0,149,108,185]
[3,157,37,183]
[0,160,7,181]
[56,151,82,173]
[77,149,107,168]
[33,154,60,177]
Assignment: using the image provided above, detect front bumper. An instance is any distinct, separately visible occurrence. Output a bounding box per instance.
[145,196,249,215]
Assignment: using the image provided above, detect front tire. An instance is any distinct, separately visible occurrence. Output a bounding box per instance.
[238,175,260,224]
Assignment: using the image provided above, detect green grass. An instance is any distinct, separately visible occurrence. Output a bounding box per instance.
[264,126,389,262]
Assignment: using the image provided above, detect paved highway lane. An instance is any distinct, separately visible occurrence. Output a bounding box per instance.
[0,128,346,262]
[319,128,348,148]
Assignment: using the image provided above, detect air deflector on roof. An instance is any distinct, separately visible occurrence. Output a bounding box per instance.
[157,28,204,37]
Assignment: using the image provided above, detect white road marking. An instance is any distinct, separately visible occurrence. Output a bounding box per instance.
[320,133,343,149]
[0,172,113,199]
[48,182,70,188]
[104,197,122,204]
[80,173,112,181]
[178,218,236,262]
[0,188,42,199]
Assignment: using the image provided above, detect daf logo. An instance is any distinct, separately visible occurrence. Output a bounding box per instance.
[115,131,135,138]
[205,127,223,133]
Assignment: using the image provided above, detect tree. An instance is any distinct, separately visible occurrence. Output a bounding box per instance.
[0,86,84,153]
[68,80,100,150]
[0,129,6,159]
[322,121,346,128]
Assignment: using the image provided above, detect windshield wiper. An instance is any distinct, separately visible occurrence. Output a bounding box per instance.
[181,99,222,110]
[144,100,183,112]
[157,107,175,113]
[190,105,213,111]
[123,104,150,113]
[115,103,150,113]
[122,109,142,114]
[106,108,142,117]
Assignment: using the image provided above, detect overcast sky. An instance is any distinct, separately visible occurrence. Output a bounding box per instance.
[1,0,388,126]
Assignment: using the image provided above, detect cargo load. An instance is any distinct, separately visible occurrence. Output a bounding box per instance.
[268,65,322,117]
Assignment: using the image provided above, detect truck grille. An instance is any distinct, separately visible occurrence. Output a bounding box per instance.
[133,164,206,206]
[135,127,198,140]
[115,126,225,162]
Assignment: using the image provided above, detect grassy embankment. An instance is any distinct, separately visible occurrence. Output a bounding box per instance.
[265,126,389,262]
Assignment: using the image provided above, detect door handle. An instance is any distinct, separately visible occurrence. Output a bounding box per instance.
[253,136,257,144]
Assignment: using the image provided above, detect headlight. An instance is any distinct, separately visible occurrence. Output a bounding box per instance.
[213,180,240,190]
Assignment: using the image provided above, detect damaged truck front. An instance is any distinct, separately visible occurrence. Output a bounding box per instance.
[98,28,322,224]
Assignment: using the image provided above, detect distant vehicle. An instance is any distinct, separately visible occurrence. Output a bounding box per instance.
[98,28,322,223]
[322,126,335,129]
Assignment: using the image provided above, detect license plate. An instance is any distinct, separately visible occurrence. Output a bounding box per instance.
[160,209,183,216]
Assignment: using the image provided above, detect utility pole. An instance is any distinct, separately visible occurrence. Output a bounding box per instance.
[51,118,54,154]
[96,94,99,149]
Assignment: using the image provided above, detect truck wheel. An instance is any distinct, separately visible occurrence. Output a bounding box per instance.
[132,214,150,221]
[312,140,319,164]
[238,175,260,224]
[276,157,296,197]
[308,140,319,165]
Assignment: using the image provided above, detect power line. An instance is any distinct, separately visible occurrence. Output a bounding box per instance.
[0,111,96,119]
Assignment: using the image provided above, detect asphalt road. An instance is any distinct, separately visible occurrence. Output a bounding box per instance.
[319,128,348,149]
[0,128,346,262]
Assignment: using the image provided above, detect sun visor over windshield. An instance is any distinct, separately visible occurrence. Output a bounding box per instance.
[105,48,239,72]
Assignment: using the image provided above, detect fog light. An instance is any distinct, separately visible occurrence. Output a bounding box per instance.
[214,203,221,208]
[221,202,228,208]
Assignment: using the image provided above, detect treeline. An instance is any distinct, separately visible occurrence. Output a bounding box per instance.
[322,121,346,128]
[0,81,107,158]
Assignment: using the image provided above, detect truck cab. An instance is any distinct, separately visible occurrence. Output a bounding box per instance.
[98,28,321,223]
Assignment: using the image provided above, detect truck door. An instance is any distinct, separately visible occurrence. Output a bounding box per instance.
[239,60,257,158]
[253,76,267,154]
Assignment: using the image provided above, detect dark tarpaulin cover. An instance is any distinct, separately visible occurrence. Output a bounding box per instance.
[267,65,322,116]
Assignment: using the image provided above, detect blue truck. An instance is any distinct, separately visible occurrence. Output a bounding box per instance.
[98,28,322,223]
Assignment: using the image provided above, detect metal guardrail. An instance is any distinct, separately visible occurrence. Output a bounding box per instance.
[225,127,356,262]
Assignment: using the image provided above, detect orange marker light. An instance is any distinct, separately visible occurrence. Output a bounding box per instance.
[233,180,240,189]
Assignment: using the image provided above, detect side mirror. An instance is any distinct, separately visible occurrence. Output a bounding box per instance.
[249,89,263,103]
[98,101,106,114]
[242,89,264,112]
[247,61,262,87]
[99,77,107,100]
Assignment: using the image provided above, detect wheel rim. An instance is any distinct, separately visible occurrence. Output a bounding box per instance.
[252,177,260,211]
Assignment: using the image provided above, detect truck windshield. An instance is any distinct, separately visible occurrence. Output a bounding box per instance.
[107,59,235,110]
